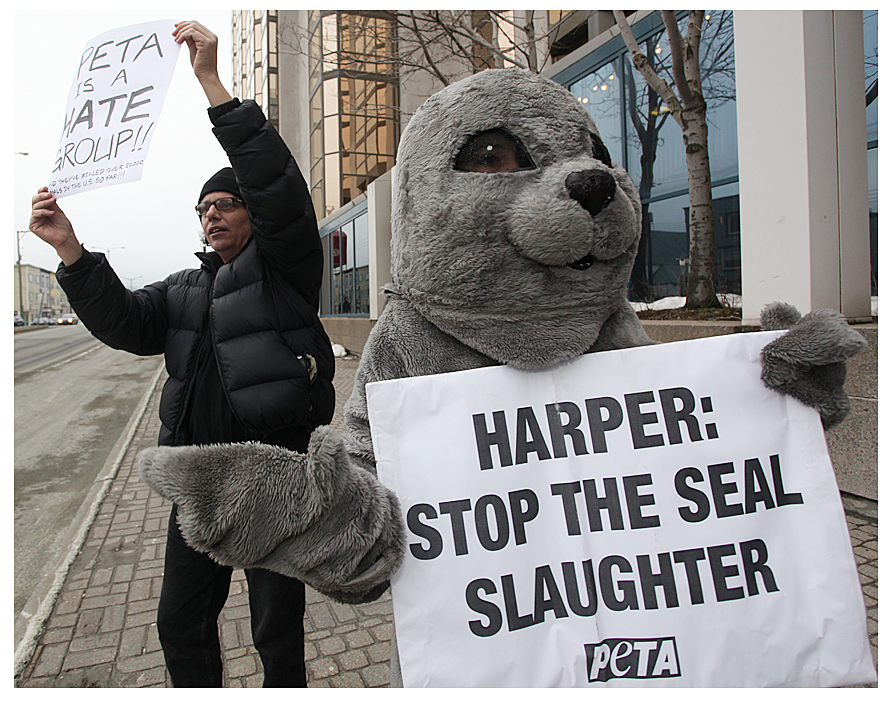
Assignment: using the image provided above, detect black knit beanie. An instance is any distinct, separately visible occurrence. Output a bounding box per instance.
[199,167,241,203]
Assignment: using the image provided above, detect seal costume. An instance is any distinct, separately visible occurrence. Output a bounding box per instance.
[139,68,867,686]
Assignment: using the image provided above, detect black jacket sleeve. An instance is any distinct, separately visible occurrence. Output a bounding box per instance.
[208,99,324,309]
[56,247,170,356]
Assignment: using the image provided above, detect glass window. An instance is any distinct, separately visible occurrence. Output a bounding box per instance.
[863,10,877,295]
[569,58,623,164]
[310,87,323,132]
[322,15,338,72]
[323,78,339,118]
[319,205,370,316]
[710,182,741,295]
[566,11,739,301]
[332,220,352,314]
[310,123,323,168]
[308,12,399,220]
[864,11,878,146]
[353,213,370,314]
[254,66,263,106]
[324,115,339,155]
[309,23,322,88]
[697,12,738,185]
[311,185,324,223]
[324,154,340,215]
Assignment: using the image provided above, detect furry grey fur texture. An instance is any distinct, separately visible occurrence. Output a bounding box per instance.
[140,426,404,604]
[760,302,867,428]
[138,69,865,684]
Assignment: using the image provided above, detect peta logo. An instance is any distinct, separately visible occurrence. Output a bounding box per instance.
[585,637,681,682]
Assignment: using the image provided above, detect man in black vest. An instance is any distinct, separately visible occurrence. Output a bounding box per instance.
[29,20,334,687]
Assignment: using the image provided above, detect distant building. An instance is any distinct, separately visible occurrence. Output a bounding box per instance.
[14,263,71,323]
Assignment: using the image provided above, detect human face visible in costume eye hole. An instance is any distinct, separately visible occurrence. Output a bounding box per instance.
[454,129,535,173]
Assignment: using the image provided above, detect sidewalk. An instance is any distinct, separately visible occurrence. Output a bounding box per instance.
[15,354,878,687]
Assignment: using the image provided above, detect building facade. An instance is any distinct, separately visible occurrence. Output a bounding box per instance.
[549,11,741,302]
[14,263,71,323]
[230,10,876,343]
[232,11,281,131]
[543,10,876,324]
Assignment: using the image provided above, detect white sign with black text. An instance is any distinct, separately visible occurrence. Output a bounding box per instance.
[49,20,180,198]
[368,331,876,687]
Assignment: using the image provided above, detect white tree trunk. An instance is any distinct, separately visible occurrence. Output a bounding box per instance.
[616,10,722,309]
[682,102,720,307]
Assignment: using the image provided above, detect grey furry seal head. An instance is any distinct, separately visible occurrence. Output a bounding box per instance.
[389,68,643,370]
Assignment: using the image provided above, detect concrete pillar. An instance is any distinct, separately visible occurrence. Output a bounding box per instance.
[367,169,393,320]
[735,11,871,325]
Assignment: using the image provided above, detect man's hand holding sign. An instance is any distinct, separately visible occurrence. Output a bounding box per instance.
[47,20,180,198]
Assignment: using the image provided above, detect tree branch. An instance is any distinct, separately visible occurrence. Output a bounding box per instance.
[435,12,487,68]
[683,11,706,94]
[520,10,539,73]
[408,11,450,85]
[663,11,693,106]
[484,9,552,72]
[614,10,682,126]
[484,10,535,70]
[453,12,530,70]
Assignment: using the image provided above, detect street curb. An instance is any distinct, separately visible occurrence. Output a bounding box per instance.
[13,361,166,678]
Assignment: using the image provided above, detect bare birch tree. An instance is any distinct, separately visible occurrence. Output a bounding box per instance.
[615,10,722,309]
[622,11,734,302]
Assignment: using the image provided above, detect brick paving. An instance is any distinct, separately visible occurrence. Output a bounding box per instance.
[842,493,879,684]
[15,354,878,687]
[16,354,392,688]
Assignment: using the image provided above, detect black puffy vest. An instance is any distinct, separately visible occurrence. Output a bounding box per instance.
[59,98,335,448]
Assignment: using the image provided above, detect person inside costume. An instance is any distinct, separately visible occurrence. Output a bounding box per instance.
[137,68,867,686]
[29,21,335,687]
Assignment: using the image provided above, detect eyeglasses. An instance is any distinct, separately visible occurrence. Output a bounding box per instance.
[195,197,244,218]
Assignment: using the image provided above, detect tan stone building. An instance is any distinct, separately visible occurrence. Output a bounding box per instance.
[13,263,71,324]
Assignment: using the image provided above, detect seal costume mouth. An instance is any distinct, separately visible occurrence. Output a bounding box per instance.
[568,253,597,271]
[564,169,618,270]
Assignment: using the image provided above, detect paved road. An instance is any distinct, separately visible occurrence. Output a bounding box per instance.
[14,324,100,373]
[14,325,164,651]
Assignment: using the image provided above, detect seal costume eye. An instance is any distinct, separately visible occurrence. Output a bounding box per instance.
[454,128,536,173]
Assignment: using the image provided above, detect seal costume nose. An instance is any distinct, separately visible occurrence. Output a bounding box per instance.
[565,170,616,218]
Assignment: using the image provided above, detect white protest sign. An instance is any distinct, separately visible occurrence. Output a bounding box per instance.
[368,331,876,688]
[49,20,180,198]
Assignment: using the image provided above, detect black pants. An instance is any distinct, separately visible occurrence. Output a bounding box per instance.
[157,505,307,687]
